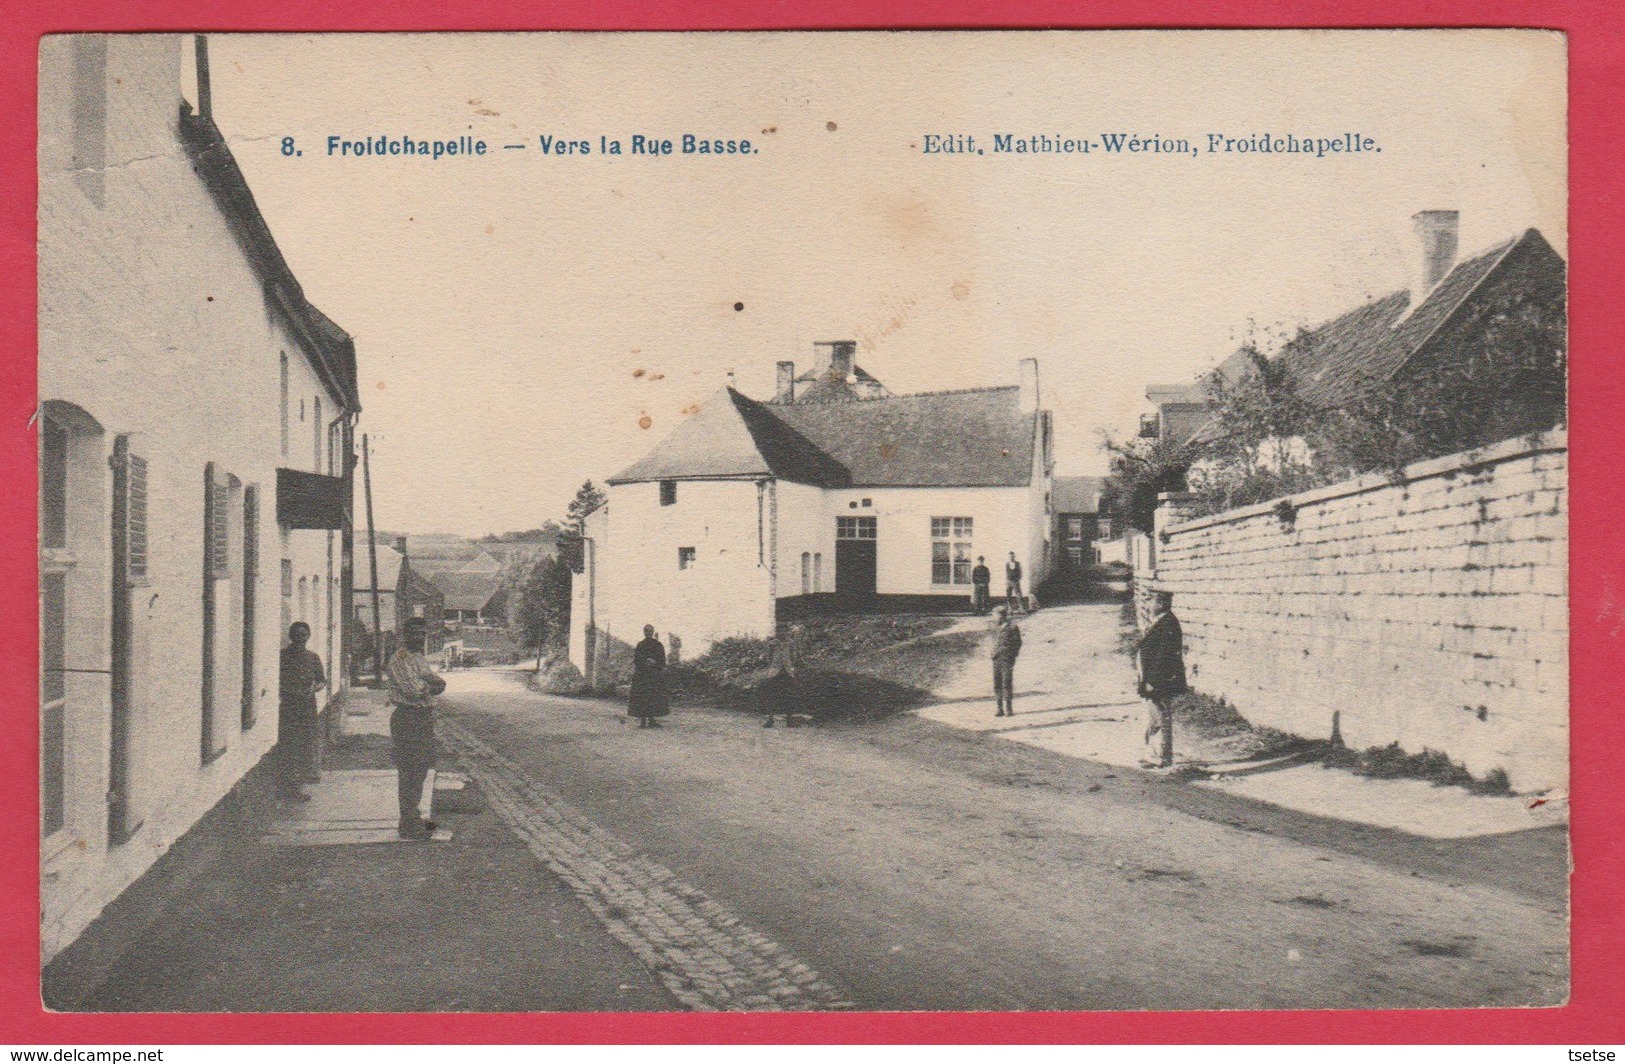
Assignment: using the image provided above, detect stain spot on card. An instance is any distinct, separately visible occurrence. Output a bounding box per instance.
[474,108,499,116]
[376,381,386,391]
[633,369,646,379]
[826,121,838,132]
[638,415,652,430]
[734,302,745,312]
[484,225,494,235]
[951,279,972,300]
[681,404,700,416]
[762,126,777,134]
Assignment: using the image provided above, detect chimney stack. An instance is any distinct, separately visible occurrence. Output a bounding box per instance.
[814,340,857,382]
[1411,210,1459,300]
[775,360,796,403]
[194,35,212,119]
[1018,358,1040,414]
[394,535,409,560]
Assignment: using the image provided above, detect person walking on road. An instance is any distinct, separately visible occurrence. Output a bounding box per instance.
[629,625,672,729]
[971,555,992,615]
[1005,552,1024,615]
[276,622,326,801]
[761,622,807,728]
[1136,590,1188,768]
[385,616,446,840]
[991,605,1022,718]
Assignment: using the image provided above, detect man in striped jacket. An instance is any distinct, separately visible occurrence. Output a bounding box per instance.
[385,617,446,840]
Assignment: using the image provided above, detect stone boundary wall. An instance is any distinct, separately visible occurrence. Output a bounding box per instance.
[1152,430,1568,793]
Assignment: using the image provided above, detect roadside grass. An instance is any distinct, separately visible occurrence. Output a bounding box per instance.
[1326,741,1514,796]
[668,615,978,722]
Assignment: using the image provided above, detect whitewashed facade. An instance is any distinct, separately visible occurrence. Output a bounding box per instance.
[572,348,1053,679]
[38,35,359,964]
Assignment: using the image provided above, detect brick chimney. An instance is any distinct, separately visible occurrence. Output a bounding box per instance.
[1018,358,1040,414]
[775,360,796,403]
[1411,210,1459,302]
[813,340,856,382]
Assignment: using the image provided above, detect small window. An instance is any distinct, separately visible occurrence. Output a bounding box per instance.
[280,558,294,598]
[1139,413,1160,439]
[836,516,876,540]
[313,397,323,472]
[813,552,823,593]
[660,480,677,506]
[678,547,696,570]
[861,498,872,508]
[930,516,974,585]
[801,552,811,594]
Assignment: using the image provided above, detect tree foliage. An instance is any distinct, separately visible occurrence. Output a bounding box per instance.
[557,480,607,573]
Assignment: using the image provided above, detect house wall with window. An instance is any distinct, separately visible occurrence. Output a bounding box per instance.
[37,35,351,965]
[593,478,775,667]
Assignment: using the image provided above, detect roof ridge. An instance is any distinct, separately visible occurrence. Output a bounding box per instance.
[783,383,1020,403]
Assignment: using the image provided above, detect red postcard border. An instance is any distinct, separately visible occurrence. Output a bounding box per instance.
[1,0,1620,1045]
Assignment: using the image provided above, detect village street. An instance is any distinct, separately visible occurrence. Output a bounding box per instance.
[426,659,1568,1012]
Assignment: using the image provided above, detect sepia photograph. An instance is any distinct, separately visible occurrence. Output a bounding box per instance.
[35,30,1569,1015]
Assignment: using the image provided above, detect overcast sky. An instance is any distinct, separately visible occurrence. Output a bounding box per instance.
[205,31,1565,537]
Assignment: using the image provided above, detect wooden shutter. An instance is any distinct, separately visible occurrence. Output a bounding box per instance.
[114,439,150,585]
[241,485,259,729]
[207,465,230,580]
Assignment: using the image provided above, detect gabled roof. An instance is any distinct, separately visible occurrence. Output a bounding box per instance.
[355,545,404,594]
[1053,476,1107,514]
[1281,229,1558,407]
[608,388,848,486]
[611,385,1038,489]
[428,570,503,613]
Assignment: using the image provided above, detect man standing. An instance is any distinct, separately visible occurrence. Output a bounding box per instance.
[628,624,671,729]
[1136,590,1188,768]
[277,622,326,801]
[991,605,1022,718]
[1005,551,1024,615]
[385,616,446,840]
[970,555,992,615]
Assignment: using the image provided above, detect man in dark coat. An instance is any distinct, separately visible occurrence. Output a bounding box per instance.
[276,622,325,801]
[971,556,992,615]
[991,606,1022,718]
[1136,591,1188,768]
[385,616,446,839]
[629,625,671,728]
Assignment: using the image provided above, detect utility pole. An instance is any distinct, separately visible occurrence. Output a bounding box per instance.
[363,434,384,688]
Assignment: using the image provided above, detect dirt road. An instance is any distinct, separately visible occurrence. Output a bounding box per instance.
[443,668,1568,1012]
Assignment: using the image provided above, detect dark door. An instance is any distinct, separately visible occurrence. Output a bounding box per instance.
[834,516,878,597]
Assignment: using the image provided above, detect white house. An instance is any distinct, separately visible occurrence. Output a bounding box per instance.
[38,35,359,979]
[571,342,1053,681]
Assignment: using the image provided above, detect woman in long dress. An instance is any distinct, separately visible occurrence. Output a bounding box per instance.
[628,625,671,728]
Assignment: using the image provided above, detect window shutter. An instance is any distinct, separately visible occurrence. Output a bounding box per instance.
[206,463,230,579]
[126,452,149,583]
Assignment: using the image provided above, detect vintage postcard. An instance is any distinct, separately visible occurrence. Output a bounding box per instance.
[36,30,1568,1014]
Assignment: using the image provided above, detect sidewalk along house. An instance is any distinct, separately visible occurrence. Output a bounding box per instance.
[570,342,1054,683]
[38,35,359,984]
[1051,476,1109,573]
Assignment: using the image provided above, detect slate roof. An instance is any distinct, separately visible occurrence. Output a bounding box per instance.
[428,571,503,613]
[1281,229,1553,407]
[1053,476,1107,514]
[1181,228,1561,444]
[610,385,1038,488]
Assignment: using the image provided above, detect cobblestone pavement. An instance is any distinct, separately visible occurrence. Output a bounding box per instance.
[439,715,853,1011]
